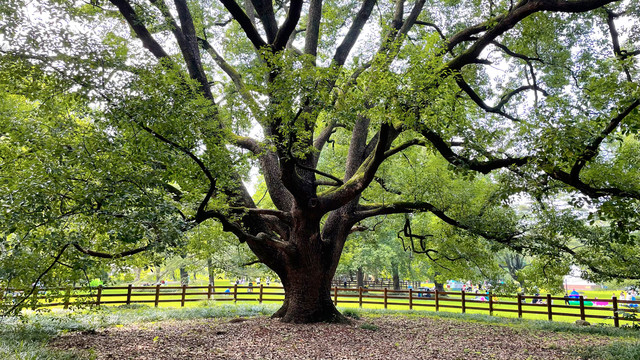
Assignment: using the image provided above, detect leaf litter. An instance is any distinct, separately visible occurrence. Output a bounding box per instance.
[49,315,613,359]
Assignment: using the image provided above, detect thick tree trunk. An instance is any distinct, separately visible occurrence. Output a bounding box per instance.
[273,271,346,324]
[266,208,349,324]
[207,258,215,286]
[392,263,400,291]
[356,267,364,288]
[179,266,189,286]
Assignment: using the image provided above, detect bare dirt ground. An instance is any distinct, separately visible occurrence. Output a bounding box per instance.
[50,315,611,359]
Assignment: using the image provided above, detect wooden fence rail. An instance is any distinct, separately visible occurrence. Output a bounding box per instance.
[3,286,638,327]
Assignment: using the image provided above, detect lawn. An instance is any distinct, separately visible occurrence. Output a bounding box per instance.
[24,282,639,328]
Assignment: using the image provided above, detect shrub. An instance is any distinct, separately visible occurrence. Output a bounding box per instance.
[342,309,360,320]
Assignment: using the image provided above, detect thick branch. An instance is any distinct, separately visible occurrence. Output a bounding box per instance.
[231,135,262,154]
[304,0,323,56]
[218,0,268,49]
[150,0,213,100]
[108,0,169,59]
[199,37,260,113]
[397,0,426,38]
[421,127,530,174]
[273,0,304,51]
[135,121,216,186]
[570,99,640,179]
[546,167,640,200]
[250,0,278,43]
[446,0,618,71]
[2,244,70,316]
[355,202,517,244]
[333,0,376,66]
[228,207,293,224]
[605,9,633,81]
[319,124,392,211]
[384,139,427,159]
[491,41,543,63]
[374,176,402,195]
[456,76,548,121]
[173,0,214,99]
[72,242,150,259]
[414,20,447,42]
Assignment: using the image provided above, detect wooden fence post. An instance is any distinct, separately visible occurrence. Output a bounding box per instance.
[207,283,212,300]
[489,292,493,316]
[547,294,552,321]
[63,288,71,309]
[435,289,440,312]
[359,287,363,308]
[259,284,263,304]
[409,288,413,310]
[154,285,160,308]
[126,284,132,305]
[233,284,238,303]
[181,285,186,307]
[333,286,338,305]
[96,286,102,306]
[579,295,586,321]
[612,296,619,328]
[384,288,388,309]
[517,294,522,318]
[461,291,466,314]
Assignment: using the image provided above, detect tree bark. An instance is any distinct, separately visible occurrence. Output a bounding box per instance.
[207,258,215,286]
[179,266,189,286]
[267,210,349,323]
[356,267,364,288]
[155,266,161,283]
[392,263,400,291]
[273,269,346,323]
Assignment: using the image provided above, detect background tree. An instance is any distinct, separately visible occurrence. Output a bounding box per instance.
[1,0,639,322]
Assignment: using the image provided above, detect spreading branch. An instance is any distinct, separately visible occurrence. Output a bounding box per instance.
[108,0,169,59]
[355,202,519,245]
[273,0,304,51]
[569,99,640,179]
[332,0,376,66]
[421,127,530,174]
[304,0,323,56]
[199,37,260,114]
[2,244,70,316]
[72,242,150,259]
[218,0,268,49]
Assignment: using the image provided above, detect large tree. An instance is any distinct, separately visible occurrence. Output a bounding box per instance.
[1,0,639,322]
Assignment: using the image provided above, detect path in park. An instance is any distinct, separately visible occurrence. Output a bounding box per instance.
[50,316,612,359]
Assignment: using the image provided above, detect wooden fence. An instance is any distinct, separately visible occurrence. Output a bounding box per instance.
[330,279,421,289]
[4,285,639,327]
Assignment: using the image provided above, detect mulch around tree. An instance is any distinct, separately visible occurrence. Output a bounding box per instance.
[49,315,612,359]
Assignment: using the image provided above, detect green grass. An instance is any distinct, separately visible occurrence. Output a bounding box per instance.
[577,341,640,359]
[17,284,639,328]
